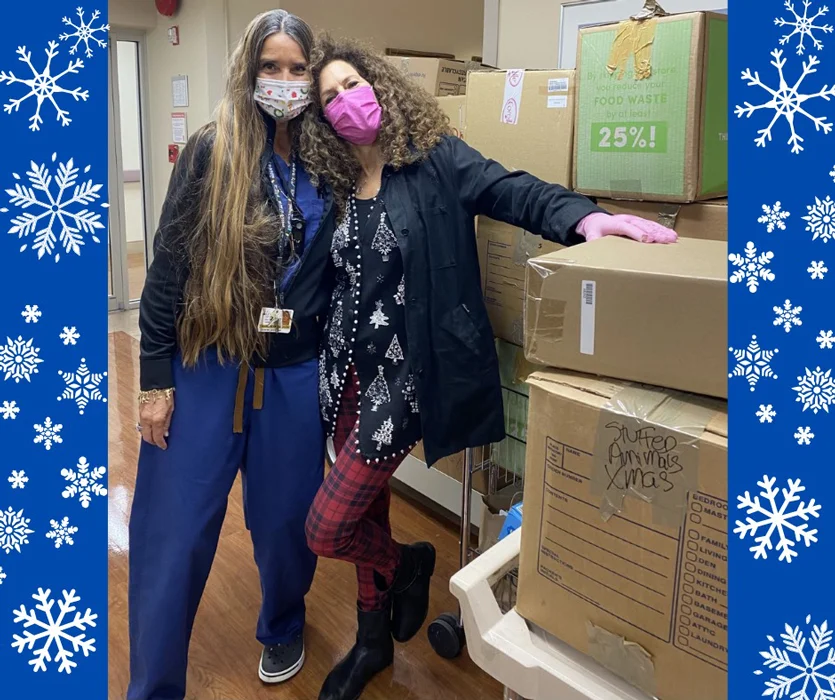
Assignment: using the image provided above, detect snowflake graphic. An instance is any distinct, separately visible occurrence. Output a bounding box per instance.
[9,470,28,489]
[45,517,78,548]
[3,152,107,262]
[33,417,63,451]
[59,326,79,346]
[0,506,34,554]
[736,50,835,153]
[59,7,110,58]
[759,201,792,232]
[57,358,107,414]
[735,475,821,562]
[0,565,5,584]
[0,336,43,383]
[794,366,835,413]
[729,242,776,292]
[819,330,835,349]
[756,614,835,698]
[805,195,835,242]
[796,426,816,445]
[0,42,88,131]
[774,299,803,332]
[810,260,829,278]
[12,588,98,673]
[730,336,780,391]
[61,457,107,508]
[776,0,834,54]
[831,163,835,182]
[758,404,778,423]
[2,400,20,419]
[21,304,41,323]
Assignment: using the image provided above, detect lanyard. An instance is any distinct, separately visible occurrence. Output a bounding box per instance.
[267,157,297,241]
[267,157,299,306]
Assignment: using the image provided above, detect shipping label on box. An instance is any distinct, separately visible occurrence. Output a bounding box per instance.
[524,237,728,398]
[574,12,727,202]
[477,217,563,345]
[517,371,728,700]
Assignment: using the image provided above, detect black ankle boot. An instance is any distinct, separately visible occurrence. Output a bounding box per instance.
[390,542,436,643]
[318,605,394,700]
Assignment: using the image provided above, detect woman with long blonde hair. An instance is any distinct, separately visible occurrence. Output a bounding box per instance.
[130,11,333,699]
[299,36,677,699]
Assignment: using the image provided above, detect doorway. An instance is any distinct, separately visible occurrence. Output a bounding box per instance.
[108,31,153,311]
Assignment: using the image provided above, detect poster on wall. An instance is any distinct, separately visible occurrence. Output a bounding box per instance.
[171,112,187,144]
[172,74,189,107]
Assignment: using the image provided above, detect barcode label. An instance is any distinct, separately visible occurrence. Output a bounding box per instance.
[548,77,569,93]
[580,280,596,356]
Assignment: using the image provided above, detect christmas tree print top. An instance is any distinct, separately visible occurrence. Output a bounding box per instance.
[319,193,422,460]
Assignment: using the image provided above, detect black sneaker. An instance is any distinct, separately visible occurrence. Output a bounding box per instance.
[258,636,305,684]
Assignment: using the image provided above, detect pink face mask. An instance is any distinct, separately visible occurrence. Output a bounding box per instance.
[323,85,382,146]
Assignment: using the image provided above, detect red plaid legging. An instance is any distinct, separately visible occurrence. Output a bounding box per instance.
[305,365,407,611]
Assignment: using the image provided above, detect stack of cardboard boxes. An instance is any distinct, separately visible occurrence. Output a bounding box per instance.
[464,11,729,700]
[390,19,730,697]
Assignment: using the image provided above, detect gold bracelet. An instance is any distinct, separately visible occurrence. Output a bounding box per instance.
[138,388,175,404]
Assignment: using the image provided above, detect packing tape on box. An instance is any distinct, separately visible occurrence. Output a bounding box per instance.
[587,623,656,698]
[607,16,658,81]
[512,229,543,266]
[523,259,567,362]
[590,385,716,527]
[656,203,681,230]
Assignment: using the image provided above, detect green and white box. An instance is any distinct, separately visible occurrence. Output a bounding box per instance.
[574,12,727,203]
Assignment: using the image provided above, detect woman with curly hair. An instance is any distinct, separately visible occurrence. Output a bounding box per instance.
[131,11,333,699]
[299,36,677,700]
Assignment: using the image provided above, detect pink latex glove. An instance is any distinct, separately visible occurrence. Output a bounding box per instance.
[576,213,678,244]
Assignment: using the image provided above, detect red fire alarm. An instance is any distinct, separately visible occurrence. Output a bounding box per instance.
[168,144,180,164]
[168,26,179,45]
[156,0,179,18]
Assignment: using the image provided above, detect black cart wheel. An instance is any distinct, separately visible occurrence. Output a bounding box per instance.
[428,612,466,659]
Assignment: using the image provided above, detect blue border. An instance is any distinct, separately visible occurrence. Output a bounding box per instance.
[0,2,108,695]
[730,0,835,698]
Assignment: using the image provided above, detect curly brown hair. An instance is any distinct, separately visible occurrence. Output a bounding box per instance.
[299,35,451,216]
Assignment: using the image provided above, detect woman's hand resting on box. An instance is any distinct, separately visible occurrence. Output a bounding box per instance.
[576,213,678,244]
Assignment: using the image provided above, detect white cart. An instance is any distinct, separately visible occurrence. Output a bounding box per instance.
[428,448,651,700]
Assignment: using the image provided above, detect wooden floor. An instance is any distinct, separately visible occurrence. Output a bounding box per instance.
[107,327,503,700]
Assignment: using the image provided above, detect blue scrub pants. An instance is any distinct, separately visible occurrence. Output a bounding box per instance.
[127,354,324,700]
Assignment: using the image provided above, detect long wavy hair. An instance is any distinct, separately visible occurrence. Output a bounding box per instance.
[300,35,451,216]
[176,10,314,368]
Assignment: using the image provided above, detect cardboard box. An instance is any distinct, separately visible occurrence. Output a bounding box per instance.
[574,12,728,202]
[518,370,728,700]
[412,442,489,494]
[598,199,727,241]
[524,237,727,398]
[477,218,564,345]
[466,69,576,187]
[436,95,467,140]
[493,338,537,477]
[386,56,467,96]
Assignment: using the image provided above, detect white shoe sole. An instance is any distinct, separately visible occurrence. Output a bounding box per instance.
[258,647,305,684]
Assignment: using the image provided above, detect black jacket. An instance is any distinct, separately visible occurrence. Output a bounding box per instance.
[138,119,335,390]
[383,135,604,467]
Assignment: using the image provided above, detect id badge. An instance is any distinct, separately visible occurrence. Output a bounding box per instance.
[258,307,294,334]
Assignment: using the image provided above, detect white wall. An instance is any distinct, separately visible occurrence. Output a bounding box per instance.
[110,0,157,30]
[495,0,562,68]
[227,0,484,59]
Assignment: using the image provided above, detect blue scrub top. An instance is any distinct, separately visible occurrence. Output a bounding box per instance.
[272,153,324,292]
